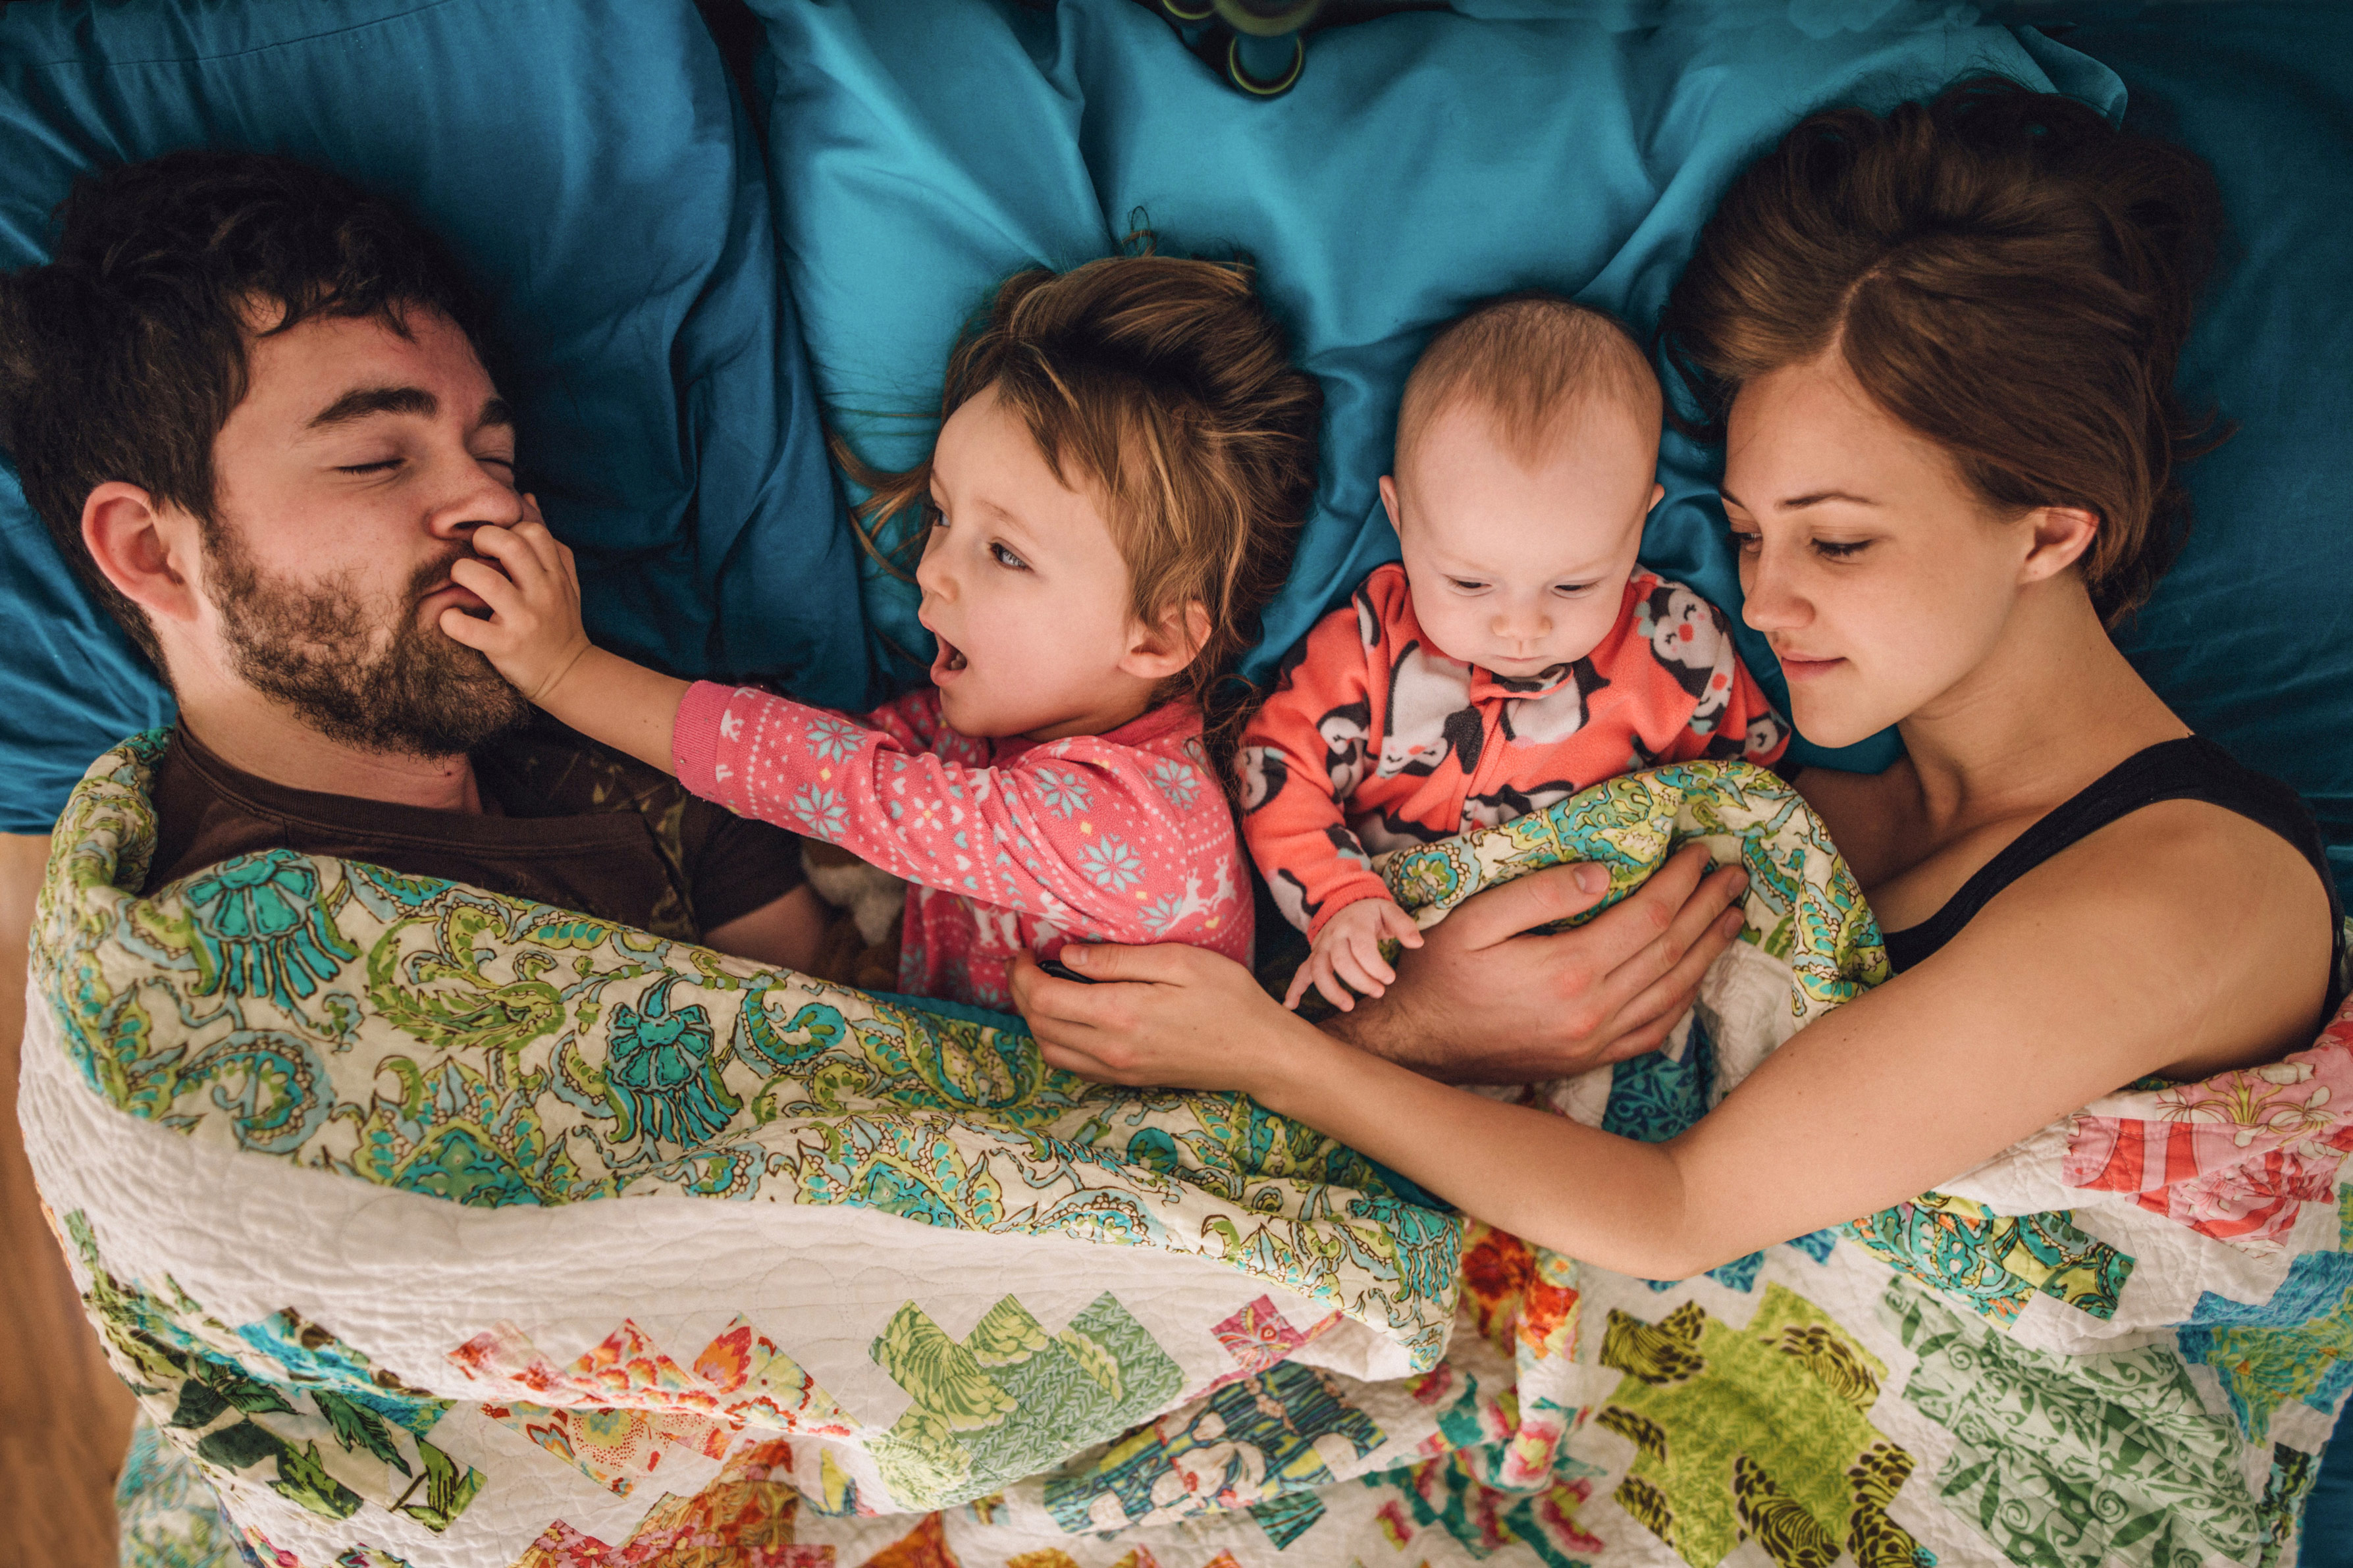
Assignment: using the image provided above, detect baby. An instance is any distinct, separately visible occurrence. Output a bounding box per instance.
[442,254,1321,1010]
[1241,293,1788,1011]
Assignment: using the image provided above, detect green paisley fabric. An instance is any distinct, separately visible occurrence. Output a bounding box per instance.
[1375,759,1888,1020]
[33,731,1461,1352]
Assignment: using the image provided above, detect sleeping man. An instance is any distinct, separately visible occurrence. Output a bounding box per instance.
[1,145,1748,1080]
[0,149,824,965]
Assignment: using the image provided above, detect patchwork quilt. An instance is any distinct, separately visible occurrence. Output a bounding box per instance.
[24,737,2353,1568]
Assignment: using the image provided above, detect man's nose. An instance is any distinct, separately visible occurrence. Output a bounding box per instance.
[427,457,525,540]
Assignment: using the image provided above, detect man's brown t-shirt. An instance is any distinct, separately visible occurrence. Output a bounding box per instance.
[142,719,803,941]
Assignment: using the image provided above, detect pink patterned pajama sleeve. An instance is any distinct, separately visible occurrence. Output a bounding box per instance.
[671,682,1252,1010]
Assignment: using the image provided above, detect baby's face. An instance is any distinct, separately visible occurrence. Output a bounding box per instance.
[1383,398,1660,681]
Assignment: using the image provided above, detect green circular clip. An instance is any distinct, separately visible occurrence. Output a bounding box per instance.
[1213,0,1324,39]
[1225,32,1305,96]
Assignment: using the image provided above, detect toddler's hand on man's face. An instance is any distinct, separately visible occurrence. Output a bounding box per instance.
[436,498,595,706]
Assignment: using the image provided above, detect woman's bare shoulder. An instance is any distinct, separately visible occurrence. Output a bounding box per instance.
[1936,796,2334,1077]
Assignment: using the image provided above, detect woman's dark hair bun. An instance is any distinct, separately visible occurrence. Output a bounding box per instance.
[1663,76,2229,624]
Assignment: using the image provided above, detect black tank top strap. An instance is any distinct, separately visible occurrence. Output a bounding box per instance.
[1880,737,2347,1020]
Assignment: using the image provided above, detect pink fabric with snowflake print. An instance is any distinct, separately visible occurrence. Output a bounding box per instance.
[2064,994,2353,1251]
[672,682,1250,1008]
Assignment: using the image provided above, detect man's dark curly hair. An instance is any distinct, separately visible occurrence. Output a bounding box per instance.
[0,149,494,672]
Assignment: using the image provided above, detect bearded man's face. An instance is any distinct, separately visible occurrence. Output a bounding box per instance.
[193,307,532,757]
[205,519,528,756]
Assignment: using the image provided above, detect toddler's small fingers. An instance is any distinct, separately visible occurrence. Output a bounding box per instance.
[448,556,518,610]
[1282,969,1313,1011]
[436,606,489,646]
[1315,969,1356,1013]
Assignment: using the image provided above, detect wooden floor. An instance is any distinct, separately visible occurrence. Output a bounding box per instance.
[2,831,136,1568]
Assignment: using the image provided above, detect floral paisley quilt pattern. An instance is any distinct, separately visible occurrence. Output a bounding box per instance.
[24,737,2353,1567]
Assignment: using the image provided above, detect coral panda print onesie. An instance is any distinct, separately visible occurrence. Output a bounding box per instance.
[1242,562,1789,935]
[673,683,1247,1008]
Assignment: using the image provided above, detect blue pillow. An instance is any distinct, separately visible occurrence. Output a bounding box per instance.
[2045,3,2353,908]
[0,0,870,835]
[751,0,2113,777]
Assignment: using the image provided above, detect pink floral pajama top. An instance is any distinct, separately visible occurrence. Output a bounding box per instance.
[671,683,1250,1009]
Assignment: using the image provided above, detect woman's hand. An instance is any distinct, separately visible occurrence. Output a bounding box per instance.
[438,502,595,706]
[1009,943,1327,1095]
[1331,845,1749,1082]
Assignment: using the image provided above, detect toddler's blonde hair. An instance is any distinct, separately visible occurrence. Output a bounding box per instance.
[844,249,1323,772]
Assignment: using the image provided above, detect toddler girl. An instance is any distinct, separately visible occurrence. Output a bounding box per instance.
[445,255,1323,1009]
[1244,294,1788,1012]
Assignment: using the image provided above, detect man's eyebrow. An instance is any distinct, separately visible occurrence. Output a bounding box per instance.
[476,396,516,432]
[307,385,437,429]
[1720,484,1878,512]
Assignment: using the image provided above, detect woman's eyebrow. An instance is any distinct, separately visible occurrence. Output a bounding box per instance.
[1720,485,1878,511]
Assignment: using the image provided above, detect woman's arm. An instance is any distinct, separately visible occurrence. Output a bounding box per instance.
[1015,800,2331,1278]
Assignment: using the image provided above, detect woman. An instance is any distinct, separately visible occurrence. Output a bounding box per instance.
[1007,80,2345,1286]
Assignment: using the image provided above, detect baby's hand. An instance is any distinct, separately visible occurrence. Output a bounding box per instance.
[1284,896,1425,1013]
[437,500,595,706]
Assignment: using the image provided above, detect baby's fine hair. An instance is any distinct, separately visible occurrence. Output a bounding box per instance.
[1397,292,1661,469]
[847,249,1323,766]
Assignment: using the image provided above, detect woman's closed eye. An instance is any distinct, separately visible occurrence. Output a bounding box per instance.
[1727,528,1868,562]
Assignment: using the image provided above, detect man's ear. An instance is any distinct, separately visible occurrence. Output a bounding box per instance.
[1119,599,1213,683]
[82,481,204,626]
[2018,505,2100,585]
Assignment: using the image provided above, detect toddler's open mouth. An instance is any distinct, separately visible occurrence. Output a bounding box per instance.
[932,634,969,678]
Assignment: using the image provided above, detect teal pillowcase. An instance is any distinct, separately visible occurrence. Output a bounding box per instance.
[0,0,869,832]
[2048,4,2353,904]
[751,0,2114,773]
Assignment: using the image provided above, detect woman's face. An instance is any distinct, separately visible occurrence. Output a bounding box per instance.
[1722,352,2038,749]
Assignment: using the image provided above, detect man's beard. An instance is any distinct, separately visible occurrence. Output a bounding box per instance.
[207,529,531,759]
